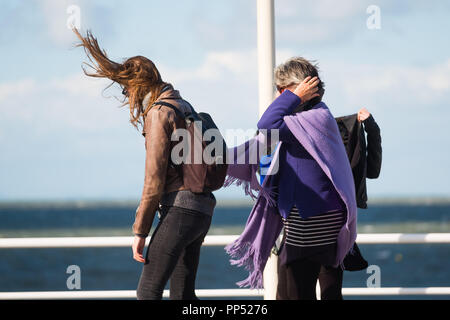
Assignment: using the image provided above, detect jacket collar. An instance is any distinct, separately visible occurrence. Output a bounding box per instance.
[336,113,358,133]
[142,83,181,110]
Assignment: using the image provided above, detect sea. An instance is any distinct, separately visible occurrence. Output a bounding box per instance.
[0,200,449,300]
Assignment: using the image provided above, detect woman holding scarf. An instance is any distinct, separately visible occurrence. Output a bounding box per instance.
[224,57,357,300]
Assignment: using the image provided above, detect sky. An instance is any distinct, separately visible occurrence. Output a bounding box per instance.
[0,0,449,202]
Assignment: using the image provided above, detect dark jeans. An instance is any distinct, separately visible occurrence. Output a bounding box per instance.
[136,205,212,300]
[276,257,343,300]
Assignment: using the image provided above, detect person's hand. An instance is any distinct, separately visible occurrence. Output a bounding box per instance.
[357,107,371,123]
[293,76,321,103]
[132,235,146,263]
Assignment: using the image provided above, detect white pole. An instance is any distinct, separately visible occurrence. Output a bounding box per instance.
[257,0,277,300]
[257,0,276,117]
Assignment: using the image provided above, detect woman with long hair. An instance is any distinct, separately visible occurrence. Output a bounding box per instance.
[73,29,217,300]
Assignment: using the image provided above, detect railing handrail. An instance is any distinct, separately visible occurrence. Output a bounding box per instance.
[1,287,450,299]
[1,233,449,299]
[1,233,450,248]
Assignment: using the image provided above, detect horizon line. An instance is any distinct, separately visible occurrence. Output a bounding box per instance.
[1,195,450,208]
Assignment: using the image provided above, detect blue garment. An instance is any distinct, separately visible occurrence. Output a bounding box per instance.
[259,145,278,185]
[257,91,345,219]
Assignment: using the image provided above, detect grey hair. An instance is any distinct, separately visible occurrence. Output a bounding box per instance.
[274,57,325,93]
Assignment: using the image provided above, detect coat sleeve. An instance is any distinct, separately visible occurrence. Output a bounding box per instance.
[363,114,382,179]
[132,108,173,238]
[257,90,302,143]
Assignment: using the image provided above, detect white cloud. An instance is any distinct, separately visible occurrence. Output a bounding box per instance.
[324,58,450,107]
[0,73,124,135]
[158,49,260,132]
[160,47,298,88]
[429,59,450,91]
[49,73,110,97]
[38,0,85,46]
[159,50,258,83]
[0,79,37,102]
[276,48,296,66]
[0,79,38,123]
[277,0,364,20]
[275,0,367,44]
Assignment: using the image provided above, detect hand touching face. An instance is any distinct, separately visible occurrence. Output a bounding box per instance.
[293,76,321,103]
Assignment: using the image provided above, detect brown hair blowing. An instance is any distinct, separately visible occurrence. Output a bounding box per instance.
[73,28,167,130]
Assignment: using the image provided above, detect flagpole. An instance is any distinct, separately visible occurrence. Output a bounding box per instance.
[257,0,278,300]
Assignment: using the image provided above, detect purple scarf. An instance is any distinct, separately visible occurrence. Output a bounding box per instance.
[224,102,357,289]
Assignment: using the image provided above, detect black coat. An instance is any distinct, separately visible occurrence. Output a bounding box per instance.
[335,114,382,209]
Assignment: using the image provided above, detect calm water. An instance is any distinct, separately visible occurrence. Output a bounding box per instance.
[0,202,449,299]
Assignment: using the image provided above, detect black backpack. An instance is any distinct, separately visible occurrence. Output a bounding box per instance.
[152,99,228,193]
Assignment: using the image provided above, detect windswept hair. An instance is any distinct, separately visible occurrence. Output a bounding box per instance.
[275,57,325,106]
[73,28,168,130]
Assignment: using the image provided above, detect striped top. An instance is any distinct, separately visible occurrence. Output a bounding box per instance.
[282,206,346,247]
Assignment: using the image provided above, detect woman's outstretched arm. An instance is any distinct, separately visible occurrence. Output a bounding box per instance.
[132,108,173,239]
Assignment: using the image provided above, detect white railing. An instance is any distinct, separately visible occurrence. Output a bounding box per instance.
[3,287,450,300]
[2,233,450,249]
[0,233,450,299]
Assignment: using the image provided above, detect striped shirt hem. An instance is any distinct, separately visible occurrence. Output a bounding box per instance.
[282,206,345,248]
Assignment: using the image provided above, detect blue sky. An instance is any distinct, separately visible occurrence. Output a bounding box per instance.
[0,0,449,202]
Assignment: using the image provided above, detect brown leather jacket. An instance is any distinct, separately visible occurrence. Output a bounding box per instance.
[132,84,192,237]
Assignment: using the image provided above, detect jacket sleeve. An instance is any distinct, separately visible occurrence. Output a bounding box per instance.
[257,90,302,143]
[363,114,382,179]
[132,108,173,238]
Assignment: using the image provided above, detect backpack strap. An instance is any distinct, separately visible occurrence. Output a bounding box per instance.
[152,101,189,119]
[150,100,188,173]
[159,97,198,116]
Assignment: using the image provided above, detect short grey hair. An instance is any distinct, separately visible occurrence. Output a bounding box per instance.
[274,57,325,93]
